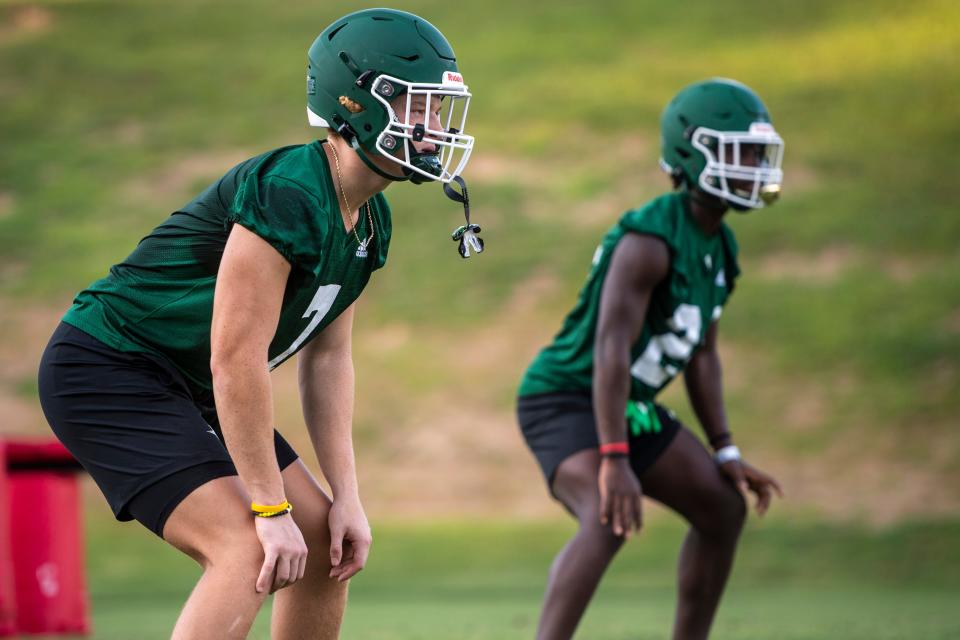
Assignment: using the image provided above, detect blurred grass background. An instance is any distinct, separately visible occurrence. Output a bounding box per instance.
[80,509,960,639]
[1,0,959,637]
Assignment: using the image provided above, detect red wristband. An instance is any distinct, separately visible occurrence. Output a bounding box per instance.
[599,441,629,456]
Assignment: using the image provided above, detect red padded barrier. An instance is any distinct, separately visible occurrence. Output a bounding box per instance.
[0,445,15,637]
[3,439,89,636]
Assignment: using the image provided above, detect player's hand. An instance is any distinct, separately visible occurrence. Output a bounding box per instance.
[720,459,784,516]
[254,513,308,594]
[328,495,372,582]
[598,456,643,538]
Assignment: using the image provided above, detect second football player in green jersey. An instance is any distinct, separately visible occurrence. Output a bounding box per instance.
[517,78,784,640]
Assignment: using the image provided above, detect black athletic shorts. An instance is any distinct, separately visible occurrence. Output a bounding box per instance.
[517,391,680,494]
[37,322,299,537]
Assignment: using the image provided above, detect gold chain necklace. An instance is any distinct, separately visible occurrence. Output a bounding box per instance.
[328,141,375,259]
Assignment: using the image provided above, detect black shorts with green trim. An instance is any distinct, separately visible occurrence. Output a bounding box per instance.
[37,322,299,538]
[516,391,680,492]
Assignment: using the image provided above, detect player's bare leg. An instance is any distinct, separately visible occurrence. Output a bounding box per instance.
[537,449,625,640]
[641,428,746,640]
[161,476,271,640]
[270,459,348,640]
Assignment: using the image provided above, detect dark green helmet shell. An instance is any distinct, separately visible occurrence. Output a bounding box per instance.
[307,9,459,153]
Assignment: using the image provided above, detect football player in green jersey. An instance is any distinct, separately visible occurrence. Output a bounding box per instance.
[517,78,785,640]
[37,9,474,639]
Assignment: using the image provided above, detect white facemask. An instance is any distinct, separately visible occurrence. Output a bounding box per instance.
[691,122,784,209]
[368,71,474,184]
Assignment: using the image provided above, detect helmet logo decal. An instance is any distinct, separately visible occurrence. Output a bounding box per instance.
[442,71,465,86]
[338,96,364,113]
[306,75,316,96]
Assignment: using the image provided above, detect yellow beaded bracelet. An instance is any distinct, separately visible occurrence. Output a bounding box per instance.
[251,500,292,516]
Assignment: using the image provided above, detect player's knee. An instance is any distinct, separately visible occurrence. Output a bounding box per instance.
[676,475,746,541]
[300,525,331,561]
[720,487,747,535]
[552,451,601,505]
[591,526,626,556]
[555,476,601,522]
[566,491,602,527]
[566,489,625,552]
[165,515,262,573]
[204,521,264,574]
[576,510,626,556]
[298,520,333,571]
[697,486,746,541]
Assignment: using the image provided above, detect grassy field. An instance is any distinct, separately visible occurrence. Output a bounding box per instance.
[76,513,960,639]
[2,1,960,637]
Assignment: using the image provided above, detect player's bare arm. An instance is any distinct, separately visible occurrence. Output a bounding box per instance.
[210,224,308,594]
[593,233,670,537]
[298,303,372,582]
[685,321,784,514]
[682,322,730,449]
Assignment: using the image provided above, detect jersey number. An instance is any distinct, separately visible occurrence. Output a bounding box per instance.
[630,303,703,388]
[268,284,342,369]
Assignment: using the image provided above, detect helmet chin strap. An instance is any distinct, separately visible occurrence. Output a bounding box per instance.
[347,136,459,190]
[347,137,410,182]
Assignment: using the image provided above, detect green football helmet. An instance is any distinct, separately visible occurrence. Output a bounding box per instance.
[306,9,474,184]
[660,78,784,210]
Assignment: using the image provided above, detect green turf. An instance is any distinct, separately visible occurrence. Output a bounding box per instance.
[75,515,960,639]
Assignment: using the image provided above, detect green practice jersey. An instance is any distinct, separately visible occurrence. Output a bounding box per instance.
[519,192,739,403]
[63,140,391,394]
